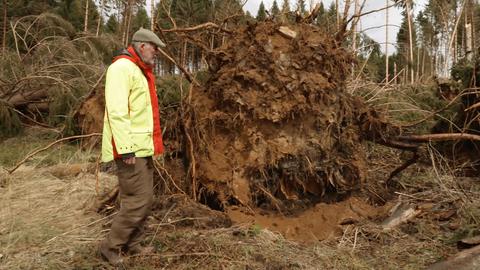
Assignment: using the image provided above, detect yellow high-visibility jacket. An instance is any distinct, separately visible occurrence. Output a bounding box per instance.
[101,48,163,162]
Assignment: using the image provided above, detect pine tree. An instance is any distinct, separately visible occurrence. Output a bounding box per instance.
[57,0,99,32]
[105,15,119,33]
[271,0,280,17]
[296,0,306,15]
[256,1,266,21]
[132,6,150,30]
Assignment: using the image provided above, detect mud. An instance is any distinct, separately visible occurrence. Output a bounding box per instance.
[226,196,386,242]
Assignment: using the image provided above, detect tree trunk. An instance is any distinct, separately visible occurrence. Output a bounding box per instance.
[416,46,420,81]
[124,0,133,46]
[150,0,155,31]
[385,0,389,84]
[2,0,6,55]
[394,62,397,84]
[84,0,89,32]
[444,1,466,77]
[421,48,426,78]
[405,0,414,83]
[121,1,128,45]
[96,0,105,36]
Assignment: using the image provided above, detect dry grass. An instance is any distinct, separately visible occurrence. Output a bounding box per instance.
[0,164,117,270]
[0,147,478,269]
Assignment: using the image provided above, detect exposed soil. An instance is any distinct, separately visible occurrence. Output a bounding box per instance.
[226,196,387,242]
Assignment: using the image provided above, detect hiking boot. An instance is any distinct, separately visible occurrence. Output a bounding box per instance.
[128,245,155,256]
[99,241,124,266]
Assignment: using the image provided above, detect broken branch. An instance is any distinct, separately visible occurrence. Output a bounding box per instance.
[8,133,101,174]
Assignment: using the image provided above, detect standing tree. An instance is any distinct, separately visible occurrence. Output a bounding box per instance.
[296,0,306,15]
[257,1,266,21]
[58,0,99,32]
[271,0,280,18]
[105,15,119,34]
[132,6,150,30]
[281,0,292,23]
[394,0,415,83]
[2,0,7,55]
[96,0,108,36]
[84,0,89,32]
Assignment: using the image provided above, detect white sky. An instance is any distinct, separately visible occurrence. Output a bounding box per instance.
[243,0,428,55]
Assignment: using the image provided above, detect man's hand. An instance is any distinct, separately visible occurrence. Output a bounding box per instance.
[123,156,136,165]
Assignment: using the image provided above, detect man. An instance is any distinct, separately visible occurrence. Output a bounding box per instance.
[99,28,166,266]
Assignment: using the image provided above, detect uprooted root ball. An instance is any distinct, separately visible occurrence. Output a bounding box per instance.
[184,21,397,210]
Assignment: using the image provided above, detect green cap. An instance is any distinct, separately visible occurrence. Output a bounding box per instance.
[132,28,166,48]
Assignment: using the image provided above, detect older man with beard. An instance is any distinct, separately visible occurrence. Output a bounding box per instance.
[99,28,166,266]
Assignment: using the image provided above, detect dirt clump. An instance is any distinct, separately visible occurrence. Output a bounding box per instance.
[183,21,398,210]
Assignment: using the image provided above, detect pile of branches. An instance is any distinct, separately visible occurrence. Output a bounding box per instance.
[0,13,118,137]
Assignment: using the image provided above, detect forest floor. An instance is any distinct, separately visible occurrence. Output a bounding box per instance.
[1,127,479,270]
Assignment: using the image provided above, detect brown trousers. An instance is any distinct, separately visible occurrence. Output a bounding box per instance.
[104,157,154,252]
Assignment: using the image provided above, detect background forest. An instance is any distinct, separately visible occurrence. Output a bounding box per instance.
[2,0,480,137]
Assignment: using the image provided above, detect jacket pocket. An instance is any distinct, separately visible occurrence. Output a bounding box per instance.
[131,132,152,152]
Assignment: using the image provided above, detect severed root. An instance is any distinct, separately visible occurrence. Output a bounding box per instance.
[397,133,480,142]
[386,150,419,186]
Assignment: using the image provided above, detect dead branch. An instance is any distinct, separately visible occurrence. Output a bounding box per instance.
[336,2,397,41]
[302,4,322,24]
[11,107,58,130]
[157,47,199,86]
[161,22,232,34]
[153,159,188,195]
[7,133,101,174]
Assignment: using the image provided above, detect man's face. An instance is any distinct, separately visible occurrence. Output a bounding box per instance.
[139,42,158,66]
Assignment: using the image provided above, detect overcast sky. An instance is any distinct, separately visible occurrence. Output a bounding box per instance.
[243,0,428,55]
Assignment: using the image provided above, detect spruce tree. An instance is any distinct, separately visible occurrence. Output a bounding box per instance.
[296,0,306,15]
[271,0,280,17]
[256,1,266,21]
[132,6,150,30]
[105,15,118,34]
